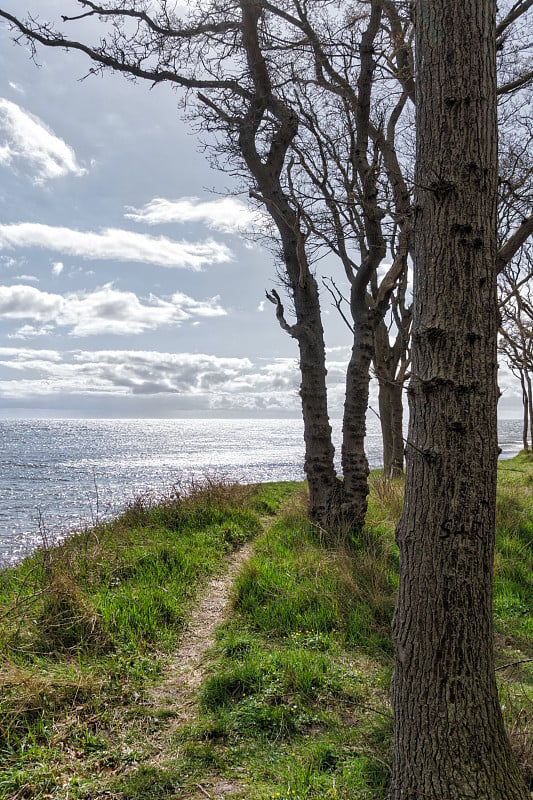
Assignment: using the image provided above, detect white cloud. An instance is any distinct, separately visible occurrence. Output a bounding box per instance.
[52,261,64,276]
[14,274,39,282]
[0,347,302,410]
[0,223,232,269]
[0,98,86,183]
[0,283,226,337]
[0,348,252,398]
[8,82,24,94]
[8,324,53,340]
[257,300,266,312]
[125,196,265,234]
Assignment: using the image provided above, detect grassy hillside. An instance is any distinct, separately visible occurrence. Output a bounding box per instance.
[0,460,531,799]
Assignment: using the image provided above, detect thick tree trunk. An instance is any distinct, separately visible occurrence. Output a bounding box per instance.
[389,379,404,478]
[391,2,529,798]
[378,378,394,477]
[341,307,373,533]
[290,261,340,527]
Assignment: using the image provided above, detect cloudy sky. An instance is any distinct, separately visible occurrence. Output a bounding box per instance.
[0,1,522,419]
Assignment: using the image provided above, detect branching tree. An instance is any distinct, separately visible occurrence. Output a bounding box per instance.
[499,249,533,450]
[269,1,413,500]
[0,0,414,530]
[0,0,347,527]
[281,0,533,483]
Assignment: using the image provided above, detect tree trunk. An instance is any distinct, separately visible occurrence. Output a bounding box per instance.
[391,1,529,798]
[389,379,404,478]
[267,218,340,529]
[378,378,394,477]
[519,371,529,452]
[236,0,340,530]
[377,378,404,479]
[526,370,533,452]
[341,305,373,533]
[375,321,405,478]
[291,265,340,527]
[265,189,340,528]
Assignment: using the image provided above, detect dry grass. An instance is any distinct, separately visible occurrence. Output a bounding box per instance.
[368,473,404,524]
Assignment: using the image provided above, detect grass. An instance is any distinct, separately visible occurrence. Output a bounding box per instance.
[0,460,531,799]
[0,478,293,799]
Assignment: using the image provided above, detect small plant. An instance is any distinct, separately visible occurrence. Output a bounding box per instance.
[368,473,404,524]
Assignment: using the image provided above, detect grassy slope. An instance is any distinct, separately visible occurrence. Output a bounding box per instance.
[0,460,531,799]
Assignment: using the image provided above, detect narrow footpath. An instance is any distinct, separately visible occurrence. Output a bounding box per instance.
[141,540,255,797]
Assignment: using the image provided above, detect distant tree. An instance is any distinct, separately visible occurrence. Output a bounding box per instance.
[391,0,530,796]
[499,249,533,451]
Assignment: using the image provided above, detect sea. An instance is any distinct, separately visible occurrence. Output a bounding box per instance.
[0,416,525,565]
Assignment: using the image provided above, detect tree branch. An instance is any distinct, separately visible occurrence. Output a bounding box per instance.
[322,277,355,333]
[497,213,533,273]
[0,8,250,97]
[265,288,298,337]
[496,0,533,39]
[498,69,533,96]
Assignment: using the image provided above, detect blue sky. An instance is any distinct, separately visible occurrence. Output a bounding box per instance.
[0,0,522,419]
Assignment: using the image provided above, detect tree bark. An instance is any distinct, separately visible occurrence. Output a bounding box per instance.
[283,237,340,526]
[526,370,533,452]
[389,378,404,478]
[378,378,394,477]
[375,320,405,478]
[377,378,404,479]
[341,300,373,533]
[391,1,529,798]
[519,372,530,452]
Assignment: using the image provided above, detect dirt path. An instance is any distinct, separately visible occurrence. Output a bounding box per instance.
[147,540,254,730]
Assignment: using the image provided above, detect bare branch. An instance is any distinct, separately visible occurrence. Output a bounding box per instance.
[498,69,533,96]
[497,212,533,272]
[0,7,250,96]
[497,0,533,39]
[265,288,298,337]
[322,277,355,333]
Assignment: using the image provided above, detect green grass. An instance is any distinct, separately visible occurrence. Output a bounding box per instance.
[494,453,533,644]
[0,479,294,799]
[0,461,531,799]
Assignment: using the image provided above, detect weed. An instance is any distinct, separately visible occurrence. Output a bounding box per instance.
[368,474,404,524]
[109,765,183,800]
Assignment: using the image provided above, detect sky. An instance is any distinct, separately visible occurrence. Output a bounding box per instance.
[0,0,523,419]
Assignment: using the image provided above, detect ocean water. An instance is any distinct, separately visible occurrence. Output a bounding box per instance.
[0,416,525,564]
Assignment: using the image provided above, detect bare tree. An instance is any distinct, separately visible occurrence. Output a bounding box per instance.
[0,0,414,531]
[270,1,412,514]
[0,0,347,527]
[499,249,533,450]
